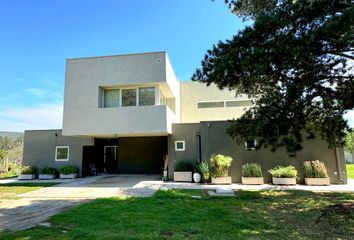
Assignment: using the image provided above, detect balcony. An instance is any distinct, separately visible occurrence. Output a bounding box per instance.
[62,105,177,137]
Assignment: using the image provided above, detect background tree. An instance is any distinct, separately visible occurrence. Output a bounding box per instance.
[0,135,23,177]
[344,130,354,162]
[193,0,354,156]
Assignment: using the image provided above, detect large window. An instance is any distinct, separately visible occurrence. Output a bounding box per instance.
[102,87,156,108]
[122,89,137,107]
[104,89,120,108]
[139,87,155,106]
[55,146,69,161]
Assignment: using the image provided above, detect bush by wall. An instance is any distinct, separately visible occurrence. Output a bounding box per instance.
[210,154,233,177]
[20,166,36,174]
[60,165,79,175]
[242,163,263,177]
[304,160,328,178]
[268,165,297,178]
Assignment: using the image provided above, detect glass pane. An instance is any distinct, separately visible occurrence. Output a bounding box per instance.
[57,148,68,159]
[122,89,137,107]
[226,100,253,107]
[139,87,155,106]
[104,89,120,108]
[176,142,184,149]
[197,101,224,108]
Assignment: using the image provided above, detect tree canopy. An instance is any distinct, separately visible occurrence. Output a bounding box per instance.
[193,0,354,156]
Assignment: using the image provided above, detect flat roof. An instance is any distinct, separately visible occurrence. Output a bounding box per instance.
[66,51,166,61]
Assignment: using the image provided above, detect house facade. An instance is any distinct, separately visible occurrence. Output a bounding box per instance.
[22,51,348,183]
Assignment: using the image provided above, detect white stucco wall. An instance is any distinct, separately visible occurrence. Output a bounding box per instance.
[62,52,179,137]
[180,81,252,123]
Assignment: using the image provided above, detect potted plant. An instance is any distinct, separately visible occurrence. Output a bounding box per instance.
[268,165,297,185]
[210,154,233,184]
[60,165,79,179]
[173,161,193,182]
[241,163,264,185]
[197,160,210,183]
[193,161,201,183]
[39,167,58,180]
[18,166,36,180]
[304,160,330,185]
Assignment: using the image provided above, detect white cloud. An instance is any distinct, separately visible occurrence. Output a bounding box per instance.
[0,104,63,132]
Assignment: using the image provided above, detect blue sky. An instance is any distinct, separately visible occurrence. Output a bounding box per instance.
[0,0,352,131]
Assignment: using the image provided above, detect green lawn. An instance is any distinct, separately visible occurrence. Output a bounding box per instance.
[0,189,353,240]
[0,182,57,200]
[347,164,354,179]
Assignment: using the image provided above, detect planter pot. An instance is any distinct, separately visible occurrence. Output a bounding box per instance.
[60,173,77,179]
[18,174,36,180]
[193,173,201,183]
[173,171,192,182]
[39,174,55,180]
[305,177,330,186]
[211,176,232,184]
[272,177,296,185]
[241,177,264,185]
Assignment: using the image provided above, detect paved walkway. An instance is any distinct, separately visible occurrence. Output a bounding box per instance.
[0,174,162,231]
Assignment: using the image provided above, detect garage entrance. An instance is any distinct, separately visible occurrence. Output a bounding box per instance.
[82,136,167,176]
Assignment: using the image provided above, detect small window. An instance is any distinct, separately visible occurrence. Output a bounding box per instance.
[103,89,120,108]
[55,146,69,161]
[175,141,185,151]
[122,89,137,107]
[139,87,155,106]
[197,101,225,108]
[226,100,253,107]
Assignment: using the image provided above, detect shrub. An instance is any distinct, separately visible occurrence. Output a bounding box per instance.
[21,166,36,174]
[242,163,263,177]
[197,161,209,174]
[60,165,79,175]
[268,165,297,178]
[210,154,233,177]
[174,161,193,172]
[303,160,328,178]
[39,167,58,175]
[197,161,210,180]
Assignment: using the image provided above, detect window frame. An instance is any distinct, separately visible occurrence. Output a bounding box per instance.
[55,146,70,161]
[175,140,185,151]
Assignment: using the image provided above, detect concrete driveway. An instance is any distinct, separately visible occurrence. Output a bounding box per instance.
[0,174,162,231]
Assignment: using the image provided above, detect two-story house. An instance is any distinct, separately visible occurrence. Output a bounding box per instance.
[22,51,347,183]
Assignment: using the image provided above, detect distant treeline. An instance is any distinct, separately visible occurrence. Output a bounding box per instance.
[0,135,23,177]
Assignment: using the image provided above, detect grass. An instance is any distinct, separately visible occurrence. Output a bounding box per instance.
[347,164,354,179]
[0,182,57,199]
[0,189,353,240]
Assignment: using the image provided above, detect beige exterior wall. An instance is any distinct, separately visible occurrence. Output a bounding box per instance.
[180,81,252,123]
[62,52,180,137]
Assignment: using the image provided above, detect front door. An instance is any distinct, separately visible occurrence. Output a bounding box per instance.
[104,146,118,173]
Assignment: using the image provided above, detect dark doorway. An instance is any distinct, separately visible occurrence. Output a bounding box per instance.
[104,146,118,173]
[94,138,119,173]
[82,145,97,177]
